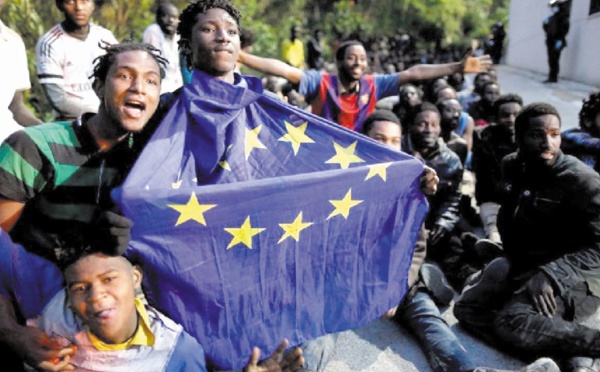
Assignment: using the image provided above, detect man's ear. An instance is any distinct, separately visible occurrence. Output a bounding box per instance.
[132,264,143,289]
[93,80,104,100]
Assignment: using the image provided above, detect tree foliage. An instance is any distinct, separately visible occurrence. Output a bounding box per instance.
[2,0,508,119]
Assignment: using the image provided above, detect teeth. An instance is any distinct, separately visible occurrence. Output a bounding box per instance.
[126,101,144,110]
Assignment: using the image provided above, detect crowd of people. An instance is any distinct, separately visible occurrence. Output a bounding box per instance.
[1,0,599,371]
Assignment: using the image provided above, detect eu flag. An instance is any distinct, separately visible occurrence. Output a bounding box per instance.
[113,70,428,370]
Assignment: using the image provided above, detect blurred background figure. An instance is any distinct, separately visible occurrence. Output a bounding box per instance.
[307,28,325,71]
[142,2,182,93]
[281,24,305,69]
[542,0,571,83]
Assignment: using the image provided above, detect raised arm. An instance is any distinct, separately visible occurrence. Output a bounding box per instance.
[238,51,303,84]
[399,54,492,86]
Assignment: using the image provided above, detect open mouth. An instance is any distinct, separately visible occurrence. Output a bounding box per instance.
[123,100,146,118]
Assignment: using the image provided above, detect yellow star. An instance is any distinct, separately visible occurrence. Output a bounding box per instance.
[219,145,232,171]
[224,216,266,250]
[245,125,267,160]
[325,141,365,169]
[365,162,392,182]
[278,121,315,155]
[327,189,363,220]
[278,212,314,244]
[167,192,217,226]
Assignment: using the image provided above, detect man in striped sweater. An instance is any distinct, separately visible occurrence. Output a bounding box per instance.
[0,41,166,371]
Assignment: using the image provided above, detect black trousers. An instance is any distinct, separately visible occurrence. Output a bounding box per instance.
[546,39,564,81]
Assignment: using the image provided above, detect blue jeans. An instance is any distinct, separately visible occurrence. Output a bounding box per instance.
[396,289,476,372]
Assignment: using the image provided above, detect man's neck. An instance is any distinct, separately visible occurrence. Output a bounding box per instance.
[61,20,90,41]
[85,112,128,152]
[338,74,359,95]
[202,68,236,85]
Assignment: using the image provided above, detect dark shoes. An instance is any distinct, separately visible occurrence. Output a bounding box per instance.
[564,356,600,372]
[460,257,510,299]
[543,78,558,84]
[473,238,503,265]
[419,263,455,306]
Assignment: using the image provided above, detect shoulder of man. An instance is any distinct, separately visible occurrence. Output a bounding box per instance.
[89,23,118,43]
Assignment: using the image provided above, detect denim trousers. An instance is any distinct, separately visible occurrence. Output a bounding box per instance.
[396,289,476,372]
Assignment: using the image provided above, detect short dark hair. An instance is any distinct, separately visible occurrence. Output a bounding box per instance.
[480,80,500,94]
[156,2,177,18]
[178,0,241,41]
[58,244,136,274]
[433,86,457,103]
[495,93,523,116]
[579,91,600,128]
[399,83,423,99]
[91,41,168,86]
[361,110,401,135]
[436,97,460,113]
[56,244,94,272]
[515,102,561,141]
[240,28,256,49]
[473,72,492,94]
[177,0,241,69]
[335,40,363,62]
[409,102,440,126]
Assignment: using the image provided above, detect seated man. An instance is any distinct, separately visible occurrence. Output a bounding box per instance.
[437,97,472,166]
[238,39,492,131]
[393,83,423,133]
[0,232,301,371]
[468,81,501,128]
[402,102,475,290]
[561,91,600,174]
[30,248,208,371]
[455,103,600,372]
[0,41,167,370]
[471,94,523,244]
[362,110,558,372]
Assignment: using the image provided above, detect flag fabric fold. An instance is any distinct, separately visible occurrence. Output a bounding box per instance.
[113,70,429,370]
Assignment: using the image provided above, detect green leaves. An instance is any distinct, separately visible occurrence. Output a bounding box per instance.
[3,0,508,120]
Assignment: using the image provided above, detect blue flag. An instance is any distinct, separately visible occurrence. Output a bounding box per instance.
[113,70,428,370]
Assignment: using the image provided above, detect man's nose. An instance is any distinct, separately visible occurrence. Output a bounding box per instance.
[215,29,231,43]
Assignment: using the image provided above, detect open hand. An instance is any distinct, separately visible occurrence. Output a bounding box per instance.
[460,47,493,73]
[15,326,76,371]
[244,339,304,372]
[524,272,557,318]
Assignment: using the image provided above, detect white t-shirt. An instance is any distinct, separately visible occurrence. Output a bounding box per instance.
[35,23,118,119]
[0,20,31,143]
[142,23,182,93]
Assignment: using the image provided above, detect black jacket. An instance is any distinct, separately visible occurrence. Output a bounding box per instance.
[409,141,463,233]
[499,151,600,297]
[472,124,517,205]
